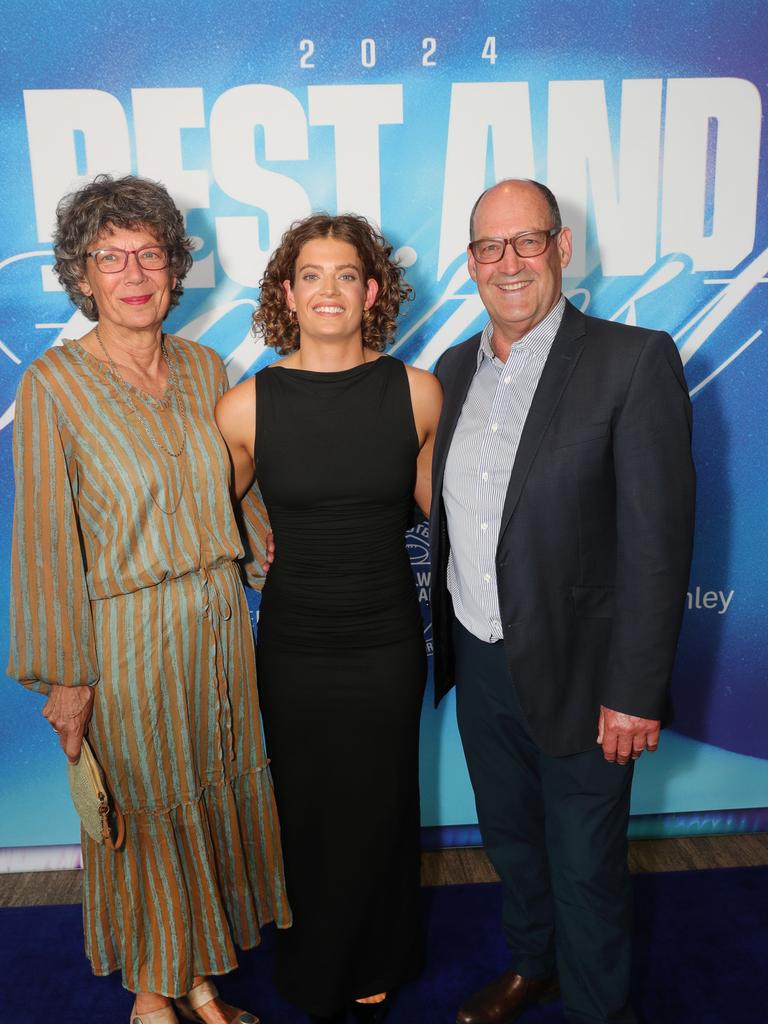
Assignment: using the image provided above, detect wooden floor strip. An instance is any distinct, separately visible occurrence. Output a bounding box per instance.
[2,834,767,906]
[421,833,768,886]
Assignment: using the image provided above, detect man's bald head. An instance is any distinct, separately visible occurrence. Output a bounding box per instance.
[469,179,562,241]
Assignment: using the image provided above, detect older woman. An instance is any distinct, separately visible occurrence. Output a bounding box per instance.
[216,214,442,1022]
[8,174,290,1024]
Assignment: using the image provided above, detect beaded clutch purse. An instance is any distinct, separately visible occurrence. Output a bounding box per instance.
[67,738,125,849]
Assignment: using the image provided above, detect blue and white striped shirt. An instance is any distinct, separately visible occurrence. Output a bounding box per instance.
[443,296,566,642]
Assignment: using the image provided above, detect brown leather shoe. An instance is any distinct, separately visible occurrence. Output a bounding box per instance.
[456,970,558,1024]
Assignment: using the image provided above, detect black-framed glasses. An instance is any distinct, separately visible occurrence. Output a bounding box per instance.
[469,228,560,264]
[86,245,169,273]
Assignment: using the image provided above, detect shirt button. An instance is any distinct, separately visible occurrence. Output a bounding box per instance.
[504,375,511,385]
[481,472,489,481]
[483,573,492,582]
[491,423,499,432]
[480,523,488,531]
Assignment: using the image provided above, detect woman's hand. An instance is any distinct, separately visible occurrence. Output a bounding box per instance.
[262,530,275,573]
[42,684,95,764]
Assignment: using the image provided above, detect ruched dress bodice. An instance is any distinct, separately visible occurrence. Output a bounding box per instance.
[255,355,422,648]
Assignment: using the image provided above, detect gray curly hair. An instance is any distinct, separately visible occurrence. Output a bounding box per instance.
[53,174,194,321]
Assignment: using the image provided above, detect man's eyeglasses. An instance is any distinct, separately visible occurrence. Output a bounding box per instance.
[469,228,560,264]
[86,245,169,273]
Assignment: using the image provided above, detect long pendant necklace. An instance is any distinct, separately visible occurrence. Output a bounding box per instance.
[94,326,186,456]
[93,326,187,514]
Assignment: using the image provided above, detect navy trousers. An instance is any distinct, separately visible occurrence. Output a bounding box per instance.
[453,620,638,1024]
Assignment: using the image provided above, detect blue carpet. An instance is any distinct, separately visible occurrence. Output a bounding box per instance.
[1,866,766,1023]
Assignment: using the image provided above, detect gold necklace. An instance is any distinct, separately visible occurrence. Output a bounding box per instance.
[93,326,187,515]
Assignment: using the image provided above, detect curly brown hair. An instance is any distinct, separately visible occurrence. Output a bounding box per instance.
[53,174,194,322]
[252,213,413,354]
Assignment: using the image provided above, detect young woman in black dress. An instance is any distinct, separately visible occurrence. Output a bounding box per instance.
[216,215,442,1023]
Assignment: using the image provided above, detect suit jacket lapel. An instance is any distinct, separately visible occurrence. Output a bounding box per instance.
[497,301,587,541]
[433,338,481,493]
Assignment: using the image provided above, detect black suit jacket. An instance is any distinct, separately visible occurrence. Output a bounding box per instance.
[429,300,695,756]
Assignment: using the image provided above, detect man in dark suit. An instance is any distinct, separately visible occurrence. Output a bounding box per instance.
[429,179,695,1024]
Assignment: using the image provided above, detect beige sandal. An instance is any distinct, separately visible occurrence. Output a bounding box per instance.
[175,979,259,1024]
[130,1001,179,1024]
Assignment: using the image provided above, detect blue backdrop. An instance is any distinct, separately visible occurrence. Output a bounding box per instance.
[1,0,766,861]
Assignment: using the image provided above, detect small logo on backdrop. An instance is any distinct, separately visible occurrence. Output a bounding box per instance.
[406,520,430,566]
[407,520,433,656]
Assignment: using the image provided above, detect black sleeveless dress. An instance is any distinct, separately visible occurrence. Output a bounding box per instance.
[254,355,427,1016]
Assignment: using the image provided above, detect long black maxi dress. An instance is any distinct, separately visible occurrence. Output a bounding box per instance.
[253,355,427,1016]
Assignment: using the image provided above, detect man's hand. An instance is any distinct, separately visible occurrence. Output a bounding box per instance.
[597,705,660,765]
[42,684,94,764]
[262,530,275,574]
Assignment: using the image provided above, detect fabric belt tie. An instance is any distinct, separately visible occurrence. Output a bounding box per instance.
[199,565,235,768]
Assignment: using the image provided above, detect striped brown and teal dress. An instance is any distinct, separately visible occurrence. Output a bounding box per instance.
[8,335,291,996]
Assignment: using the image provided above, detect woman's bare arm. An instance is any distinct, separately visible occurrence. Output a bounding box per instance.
[215,379,257,500]
[405,365,443,517]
